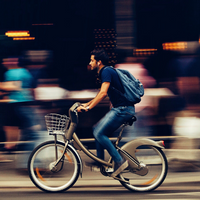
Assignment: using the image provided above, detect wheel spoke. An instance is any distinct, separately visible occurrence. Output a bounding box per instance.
[35,167,46,182]
[141,174,158,185]
[59,150,73,164]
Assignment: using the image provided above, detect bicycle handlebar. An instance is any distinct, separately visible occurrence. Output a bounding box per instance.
[69,102,81,123]
[66,102,81,140]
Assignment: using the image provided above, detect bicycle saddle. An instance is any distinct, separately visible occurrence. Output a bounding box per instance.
[127,116,137,126]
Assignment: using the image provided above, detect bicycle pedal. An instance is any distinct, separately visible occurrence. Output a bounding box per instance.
[105,168,114,173]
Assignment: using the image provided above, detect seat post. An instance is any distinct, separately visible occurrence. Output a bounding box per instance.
[115,124,127,146]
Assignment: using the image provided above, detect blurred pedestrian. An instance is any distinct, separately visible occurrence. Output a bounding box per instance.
[0,57,40,168]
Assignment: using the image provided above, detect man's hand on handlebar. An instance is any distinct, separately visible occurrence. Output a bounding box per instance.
[77,105,89,113]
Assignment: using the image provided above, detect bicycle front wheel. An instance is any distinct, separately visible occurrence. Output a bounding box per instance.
[28,140,80,192]
[120,145,168,192]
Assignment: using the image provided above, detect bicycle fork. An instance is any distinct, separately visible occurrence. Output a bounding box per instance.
[49,136,69,172]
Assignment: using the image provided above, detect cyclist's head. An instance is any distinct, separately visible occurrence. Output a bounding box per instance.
[90,49,109,65]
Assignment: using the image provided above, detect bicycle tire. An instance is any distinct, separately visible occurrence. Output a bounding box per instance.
[119,145,168,192]
[28,140,80,192]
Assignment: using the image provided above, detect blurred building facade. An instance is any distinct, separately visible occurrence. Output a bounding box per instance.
[1,0,200,154]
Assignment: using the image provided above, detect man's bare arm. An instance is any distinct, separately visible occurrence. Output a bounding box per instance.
[77,82,110,112]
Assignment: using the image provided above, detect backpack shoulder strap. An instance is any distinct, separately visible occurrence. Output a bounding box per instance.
[106,67,126,96]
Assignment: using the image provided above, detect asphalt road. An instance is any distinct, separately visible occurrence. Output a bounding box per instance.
[0,182,200,200]
[1,149,200,200]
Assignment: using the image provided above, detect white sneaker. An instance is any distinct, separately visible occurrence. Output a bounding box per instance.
[111,160,128,177]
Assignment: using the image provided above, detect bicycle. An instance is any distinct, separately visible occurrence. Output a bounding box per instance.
[28,102,168,192]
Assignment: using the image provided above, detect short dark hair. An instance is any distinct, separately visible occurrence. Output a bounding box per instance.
[90,49,109,65]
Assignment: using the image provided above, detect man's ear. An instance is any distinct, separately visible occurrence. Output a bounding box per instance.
[98,60,102,66]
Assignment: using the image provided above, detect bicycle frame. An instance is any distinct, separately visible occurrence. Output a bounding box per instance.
[72,133,112,167]
[66,102,142,169]
[52,102,165,173]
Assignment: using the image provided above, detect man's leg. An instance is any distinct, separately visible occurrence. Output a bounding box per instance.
[95,139,105,160]
[93,106,135,163]
[93,106,135,176]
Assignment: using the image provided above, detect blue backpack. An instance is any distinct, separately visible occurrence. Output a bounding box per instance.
[108,66,144,104]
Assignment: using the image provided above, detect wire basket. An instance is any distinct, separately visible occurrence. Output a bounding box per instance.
[45,113,70,135]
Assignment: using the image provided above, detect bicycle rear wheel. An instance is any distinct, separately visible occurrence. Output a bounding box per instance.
[120,145,168,192]
[28,140,80,192]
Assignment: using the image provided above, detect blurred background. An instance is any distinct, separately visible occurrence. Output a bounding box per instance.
[0,0,200,171]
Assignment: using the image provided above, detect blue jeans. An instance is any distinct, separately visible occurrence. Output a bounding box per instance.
[93,106,135,163]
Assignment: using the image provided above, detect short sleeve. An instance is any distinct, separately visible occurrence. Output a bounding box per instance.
[101,68,112,83]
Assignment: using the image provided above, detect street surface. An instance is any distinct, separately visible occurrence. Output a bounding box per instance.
[0,182,200,200]
[0,150,200,199]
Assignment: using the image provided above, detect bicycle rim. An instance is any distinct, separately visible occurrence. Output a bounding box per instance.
[120,146,168,192]
[28,141,80,192]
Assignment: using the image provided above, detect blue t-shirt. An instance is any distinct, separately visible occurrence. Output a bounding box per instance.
[100,66,133,107]
[4,68,34,103]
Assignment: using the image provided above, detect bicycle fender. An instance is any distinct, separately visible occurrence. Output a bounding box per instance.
[59,141,83,177]
[121,138,164,152]
[120,138,164,171]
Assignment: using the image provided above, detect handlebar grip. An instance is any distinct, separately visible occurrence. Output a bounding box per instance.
[69,102,81,124]
[69,102,81,112]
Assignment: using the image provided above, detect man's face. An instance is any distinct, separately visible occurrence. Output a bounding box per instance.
[89,55,98,70]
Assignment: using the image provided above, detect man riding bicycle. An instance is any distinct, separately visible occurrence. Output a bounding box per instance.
[77,49,135,177]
